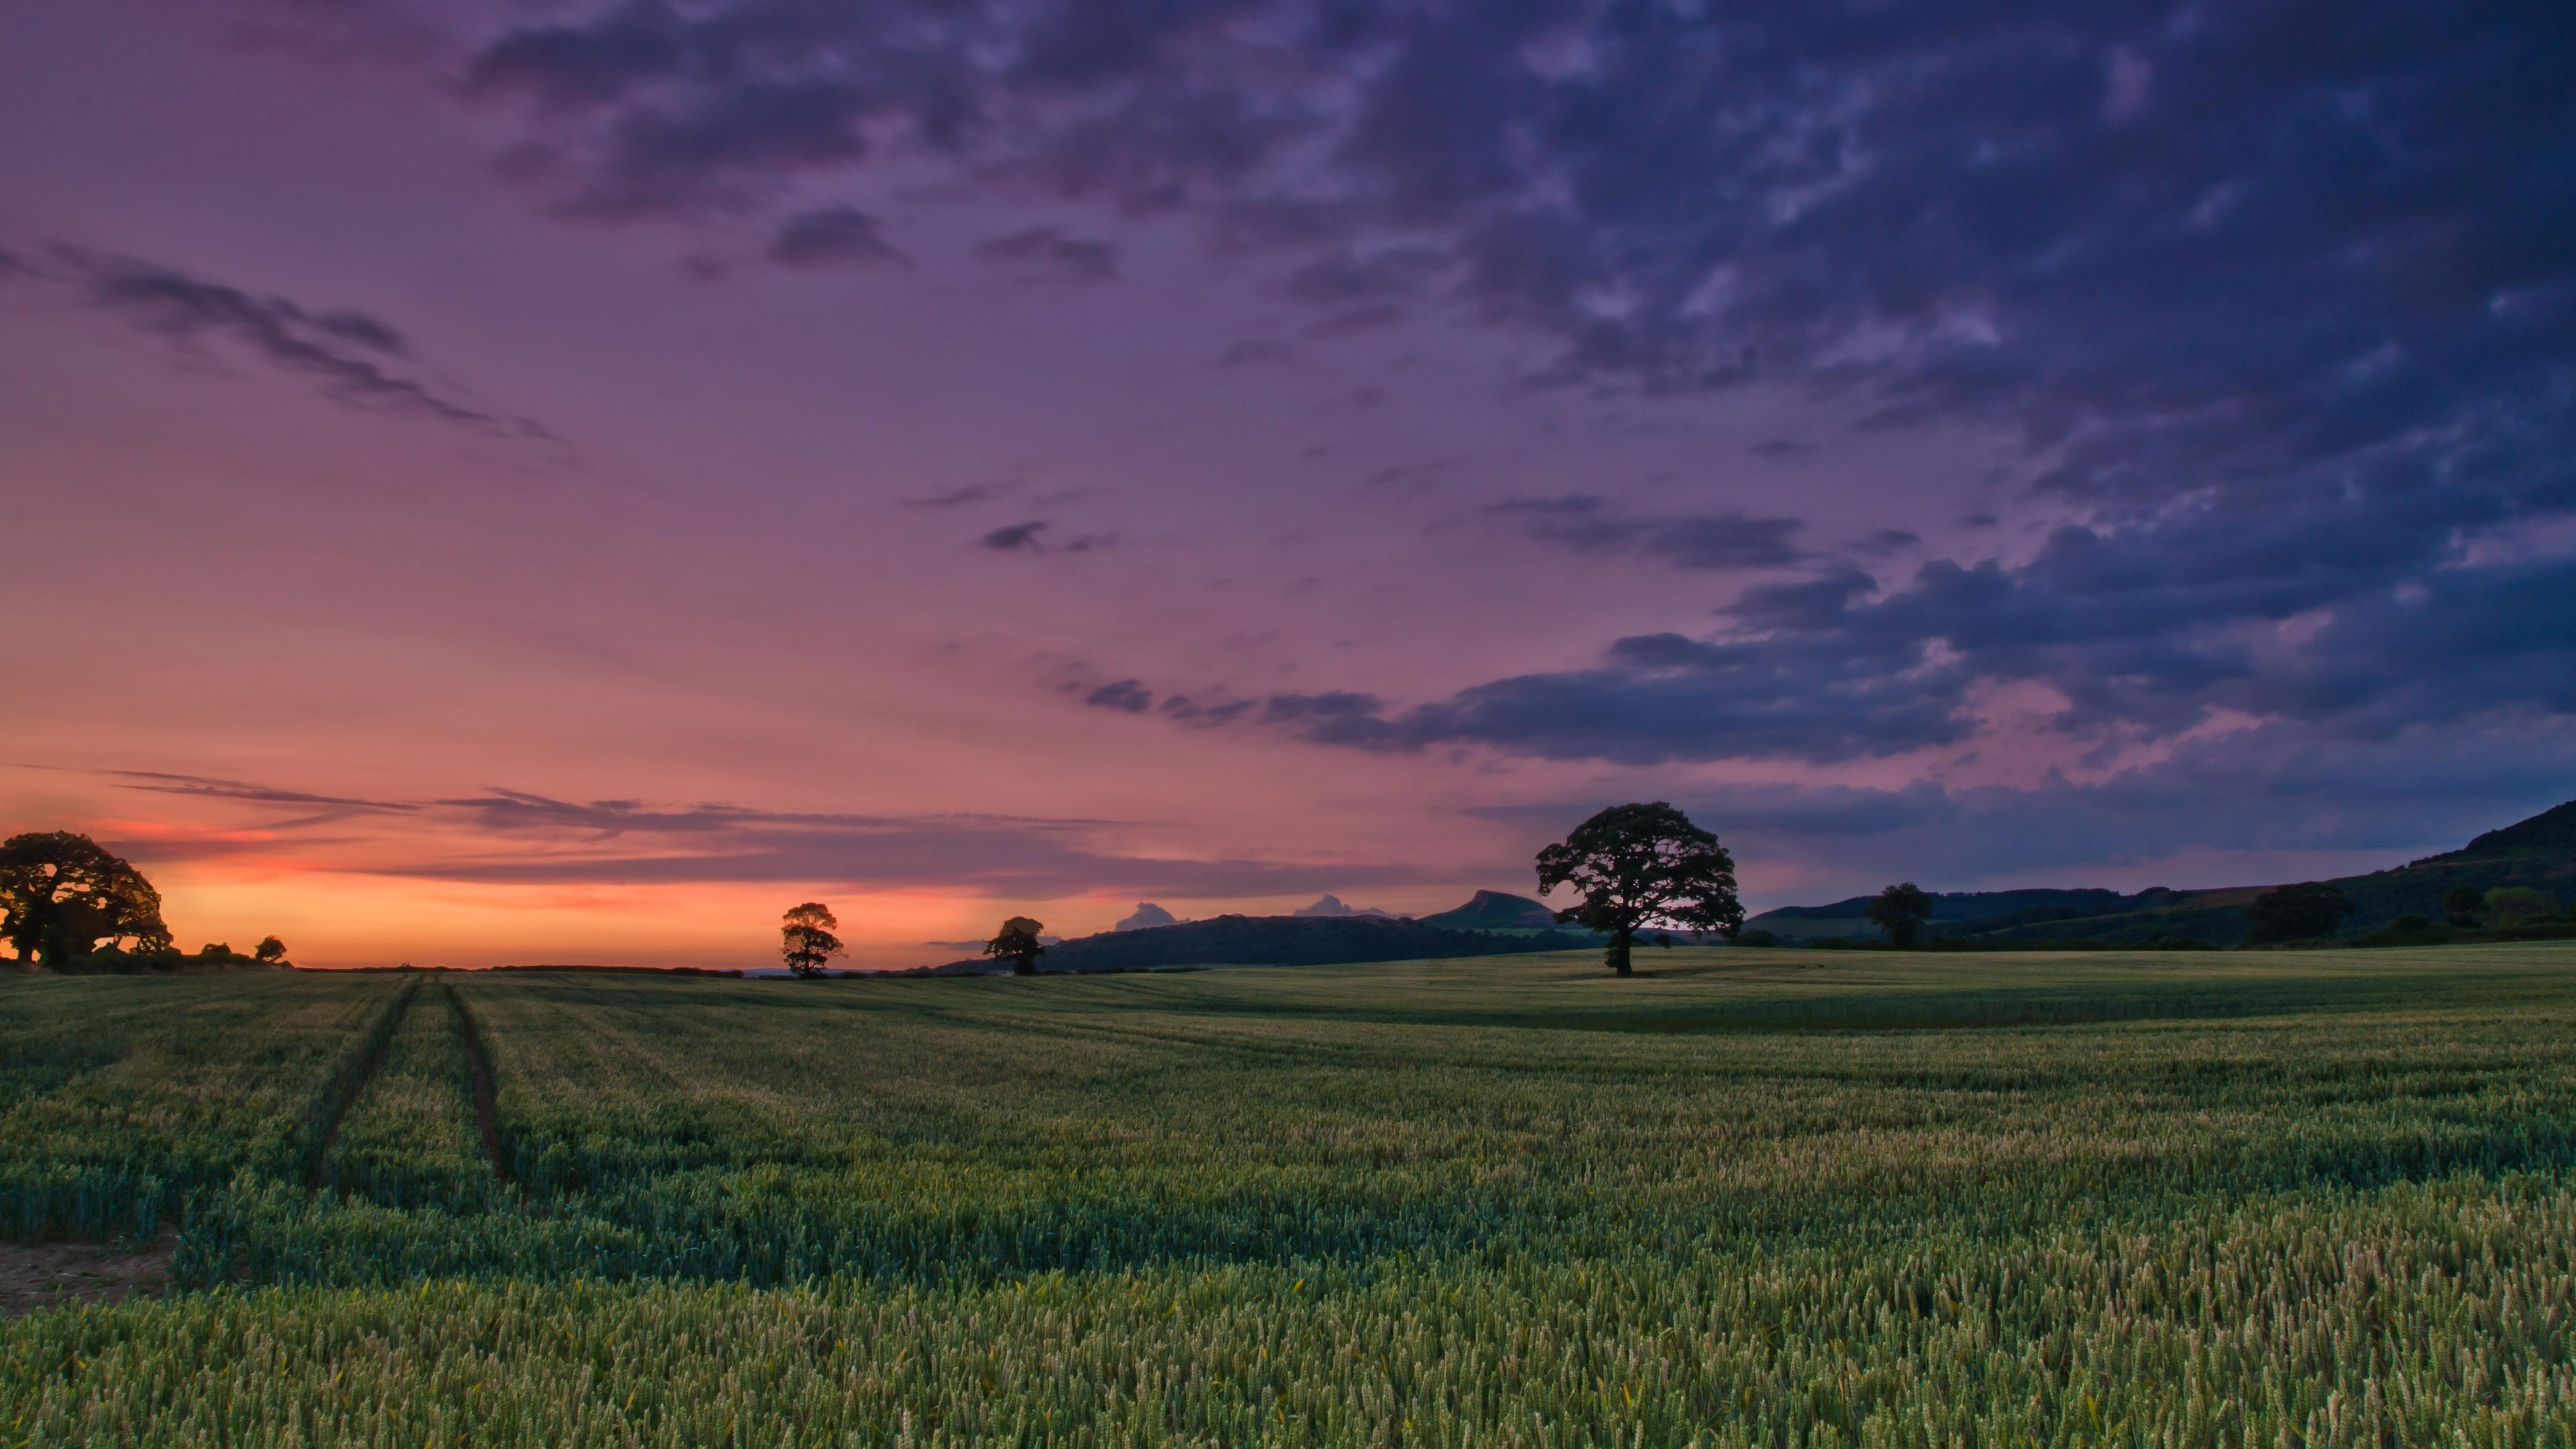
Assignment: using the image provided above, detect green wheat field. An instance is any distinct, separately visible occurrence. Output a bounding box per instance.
[6,945,2576,1446]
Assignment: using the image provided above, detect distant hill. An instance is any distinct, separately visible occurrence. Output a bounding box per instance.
[921,913,1591,973]
[1417,890,1561,930]
[1291,894,1397,918]
[1750,797,2576,947]
[2424,799,2576,862]
[1751,888,2177,941]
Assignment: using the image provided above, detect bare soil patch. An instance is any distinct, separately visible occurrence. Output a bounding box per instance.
[0,1236,173,1318]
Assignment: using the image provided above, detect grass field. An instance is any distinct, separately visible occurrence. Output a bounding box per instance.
[5,945,2575,1445]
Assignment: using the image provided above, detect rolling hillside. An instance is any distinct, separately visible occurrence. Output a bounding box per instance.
[920,911,1593,973]
[1750,797,2576,947]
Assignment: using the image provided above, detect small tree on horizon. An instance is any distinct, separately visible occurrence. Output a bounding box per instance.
[1535,802,1744,977]
[985,916,1046,975]
[781,902,845,978]
[254,935,288,966]
[1864,881,1935,948]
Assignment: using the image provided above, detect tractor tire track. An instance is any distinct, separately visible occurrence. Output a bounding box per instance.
[303,979,419,1196]
[443,984,512,1183]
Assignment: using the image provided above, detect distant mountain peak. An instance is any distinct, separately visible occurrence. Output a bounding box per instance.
[1114,902,1179,932]
[1418,890,1560,930]
[1292,894,1395,918]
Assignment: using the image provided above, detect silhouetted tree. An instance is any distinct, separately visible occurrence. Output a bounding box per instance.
[0,832,170,965]
[780,902,845,978]
[2441,886,2485,926]
[1863,881,1935,947]
[1535,802,1744,977]
[2244,882,2355,945]
[254,935,288,966]
[985,916,1046,975]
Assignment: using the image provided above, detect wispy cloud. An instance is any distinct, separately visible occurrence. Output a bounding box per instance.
[84,772,1440,898]
[50,246,535,432]
[1486,496,1807,571]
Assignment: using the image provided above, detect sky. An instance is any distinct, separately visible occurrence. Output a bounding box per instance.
[3,0,2571,969]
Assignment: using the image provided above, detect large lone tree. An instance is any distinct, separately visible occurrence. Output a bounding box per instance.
[985,916,1046,975]
[780,902,845,978]
[0,832,171,965]
[1535,802,1744,977]
[1864,881,1935,947]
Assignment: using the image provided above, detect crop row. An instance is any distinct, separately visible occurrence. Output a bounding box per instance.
[317,985,499,1214]
[0,975,400,1244]
[11,1176,2576,1445]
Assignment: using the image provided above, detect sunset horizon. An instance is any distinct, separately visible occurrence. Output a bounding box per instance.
[7,0,2569,969]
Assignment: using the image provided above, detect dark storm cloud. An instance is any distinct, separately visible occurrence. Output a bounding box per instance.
[1254,628,1975,765]
[461,1,691,108]
[1268,482,2576,766]
[1727,569,1879,634]
[767,207,910,268]
[977,519,1116,553]
[430,0,2576,761]
[1085,679,1154,712]
[460,0,992,217]
[979,520,1049,551]
[975,225,1119,283]
[1487,496,1807,572]
[904,484,998,508]
[1477,721,2576,894]
[58,248,504,427]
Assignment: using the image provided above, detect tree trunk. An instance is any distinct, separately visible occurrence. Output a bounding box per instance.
[1014,956,1036,975]
[1608,928,1633,977]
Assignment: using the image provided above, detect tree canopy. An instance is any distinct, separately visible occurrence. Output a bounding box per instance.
[2482,885,2560,922]
[0,832,171,965]
[254,935,289,966]
[1864,881,1935,947]
[985,916,1046,975]
[780,902,845,978]
[2243,882,2357,945]
[1535,802,1743,977]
